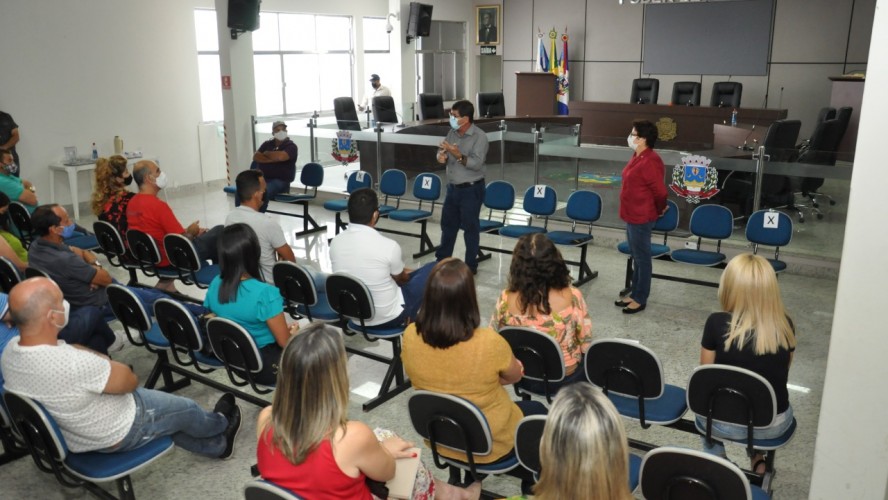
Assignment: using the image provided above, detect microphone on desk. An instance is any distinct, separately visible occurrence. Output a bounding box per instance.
[718,101,725,108]
[778,86,784,110]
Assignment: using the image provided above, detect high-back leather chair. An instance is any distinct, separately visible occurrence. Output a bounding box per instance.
[476,92,505,117]
[630,78,659,104]
[332,97,362,131]
[710,82,742,108]
[418,93,446,120]
[671,81,701,106]
[372,96,398,125]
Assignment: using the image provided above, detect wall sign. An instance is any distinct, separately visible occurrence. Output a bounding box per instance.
[480,46,497,55]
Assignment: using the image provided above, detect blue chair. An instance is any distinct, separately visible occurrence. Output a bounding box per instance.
[272,261,337,322]
[206,318,277,398]
[687,365,797,494]
[268,162,328,237]
[407,390,534,496]
[584,339,689,433]
[499,327,565,404]
[745,210,793,273]
[499,185,557,238]
[326,273,411,412]
[617,200,679,294]
[324,170,373,235]
[163,234,221,289]
[244,479,305,500]
[514,415,642,492]
[377,169,408,217]
[384,173,442,259]
[93,221,141,286]
[125,229,181,283]
[479,180,515,233]
[640,447,771,500]
[547,190,602,286]
[3,391,174,500]
[670,204,733,267]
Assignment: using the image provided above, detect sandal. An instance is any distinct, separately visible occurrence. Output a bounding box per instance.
[752,459,768,475]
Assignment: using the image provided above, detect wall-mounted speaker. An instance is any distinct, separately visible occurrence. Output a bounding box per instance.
[228,0,260,38]
[406,2,433,44]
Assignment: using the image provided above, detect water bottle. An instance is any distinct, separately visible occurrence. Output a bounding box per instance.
[731,109,738,127]
[91,142,98,160]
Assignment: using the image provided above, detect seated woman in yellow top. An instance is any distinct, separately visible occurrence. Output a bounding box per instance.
[402,258,547,467]
[490,234,592,394]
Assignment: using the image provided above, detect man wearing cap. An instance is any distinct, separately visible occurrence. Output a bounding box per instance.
[251,120,297,212]
[358,74,392,113]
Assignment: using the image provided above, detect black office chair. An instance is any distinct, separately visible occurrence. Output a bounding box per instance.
[499,327,566,404]
[93,221,140,285]
[418,93,446,120]
[671,81,701,106]
[640,446,771,500]
[710,82,742,108]
[630,78,659,104]
[372,96,398,125]
[795,118,844,217]
[0,256,21,294]
[8,202,34,248]
[332,96,362,131]
[476,92,505,117]
[834,106,852,141]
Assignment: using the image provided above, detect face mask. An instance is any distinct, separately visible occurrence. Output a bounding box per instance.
[627,134,638,151]
[155,171,168,189]
[449,115,460,130]
[122,174,133,186]
[4,162,17,175]
[49,300,71,329]
[273,130,288,141]
[60,222,76,239]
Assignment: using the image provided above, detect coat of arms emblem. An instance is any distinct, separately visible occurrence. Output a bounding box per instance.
[332,131,358,165]
[670,155,719,204]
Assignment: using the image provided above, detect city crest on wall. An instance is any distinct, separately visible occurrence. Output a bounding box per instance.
[670,155,719,204]
[332,131,358,165]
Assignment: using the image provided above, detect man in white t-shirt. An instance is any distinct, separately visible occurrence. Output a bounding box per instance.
[329,188,435,328]
[358,74,392,112]
[0,278,242,458]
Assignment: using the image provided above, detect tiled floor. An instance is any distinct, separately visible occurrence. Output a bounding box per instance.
[0,180,835,499]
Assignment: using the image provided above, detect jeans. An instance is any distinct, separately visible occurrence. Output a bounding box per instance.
[371,261,437,329]
[436,182,485,271]
[60,306,115,354]
[104,388,228,457]
[191,224,224,264]
[697,404,795,457]
[259,178,291,213]
[625,221,656,305]
[104,281,209,320]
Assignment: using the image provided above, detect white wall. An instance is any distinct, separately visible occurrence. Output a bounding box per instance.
[809,1,888,497]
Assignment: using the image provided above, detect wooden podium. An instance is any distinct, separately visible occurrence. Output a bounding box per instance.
[516,72,557,115]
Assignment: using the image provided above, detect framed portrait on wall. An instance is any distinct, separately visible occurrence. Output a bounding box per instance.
[476,5,500,45]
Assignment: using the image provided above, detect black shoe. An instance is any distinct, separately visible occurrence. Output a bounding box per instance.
[471,268,478,276]
[213,392,236,416]
[614,299,632,307]
[215,393,241,460]
[622,303,647,314]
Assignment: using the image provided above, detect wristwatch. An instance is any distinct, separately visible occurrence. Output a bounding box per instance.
[459,154,466,165]
[92,260,102,268]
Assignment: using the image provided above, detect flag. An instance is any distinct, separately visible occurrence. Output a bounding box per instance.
[548,28,558,75]
[557,33,570,115]
[536,31,549,72]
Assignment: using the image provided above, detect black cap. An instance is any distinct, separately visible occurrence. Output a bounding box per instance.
[369,74,380,81]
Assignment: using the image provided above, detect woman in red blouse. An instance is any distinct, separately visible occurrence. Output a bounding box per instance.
[615,120,668,314]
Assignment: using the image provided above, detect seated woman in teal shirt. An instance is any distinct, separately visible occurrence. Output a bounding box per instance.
[204,223,299,385]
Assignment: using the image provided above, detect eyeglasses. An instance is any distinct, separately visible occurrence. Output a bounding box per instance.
[629,133,638,137]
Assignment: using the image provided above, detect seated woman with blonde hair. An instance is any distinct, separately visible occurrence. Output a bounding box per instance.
[256,322,480,499]
[490,233,592,393]
[699,252,796,473]
[91,155,135,235]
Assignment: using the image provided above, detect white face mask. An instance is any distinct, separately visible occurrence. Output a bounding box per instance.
[449,115,461,130]
[627,134,638,151]
[49,299,71,329]
[273,130,288,141]
[155,171,168,189]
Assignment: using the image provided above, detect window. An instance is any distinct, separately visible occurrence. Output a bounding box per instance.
[362,17,391,98]
[195,10,223,122]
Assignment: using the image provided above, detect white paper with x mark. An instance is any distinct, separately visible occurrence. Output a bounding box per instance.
[533,185,546,198]
[763,212,779,229]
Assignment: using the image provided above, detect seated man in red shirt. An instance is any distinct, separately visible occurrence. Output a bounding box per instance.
[127,160,222,292]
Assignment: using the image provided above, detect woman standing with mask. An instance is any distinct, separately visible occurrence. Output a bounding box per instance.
[616,120,667,314]
[91,155,135,236]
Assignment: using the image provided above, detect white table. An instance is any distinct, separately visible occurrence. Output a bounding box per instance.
[49,156,154,220]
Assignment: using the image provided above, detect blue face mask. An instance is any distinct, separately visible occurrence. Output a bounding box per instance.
[60,222,76,239]
[449,115,460,130]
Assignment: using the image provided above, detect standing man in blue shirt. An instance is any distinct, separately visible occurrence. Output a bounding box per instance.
[435,100,489,274]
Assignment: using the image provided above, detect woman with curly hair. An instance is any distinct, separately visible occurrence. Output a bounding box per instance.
[490,233,592,393]
[91,155,135,235]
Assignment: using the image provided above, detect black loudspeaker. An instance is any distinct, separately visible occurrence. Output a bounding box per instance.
[406,2,433,43]
[228,0,260,31]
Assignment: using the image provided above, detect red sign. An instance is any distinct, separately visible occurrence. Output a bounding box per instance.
[221,75,231,90]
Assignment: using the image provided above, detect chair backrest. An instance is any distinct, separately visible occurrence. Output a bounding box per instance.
[688,205,733,240]
[407,390,494,457]
[686,364,777,428]
[640,446,753,500]
[761,120,801,162]
[671,81,701,106]
[126,228,162,271]
[3,391,69,464]
[153,298,207,360]
[24,267,49,279]
[499,327,566,384]
[835,106,852,139]
[484,180,516,211]
[412,173,442,202]
[93,220,128,260]
[206,317,264,375]
[521,185,558,218]
[8,202,33,247]
[244,479,305,500]
[584,339,666,399]
[333,96,361,131]
[476,92,505,117]
[0,256,21,294]
[815,106,836,126]
[273,261,321,317]
[798,119,843,166]
[514,415,547,477]
[106,284,151,345]
[653,200,680,232]
[710,82,742,108]
[325,273,375,322]
[380,169,408,199]
[372,96,398,124]
[564,190,602,224]
[345,170,373,194]
[745,210,792,248]
[299,163,325,189]
[163,233,203,277]
[418,93,446,120]
[630,78,659,104]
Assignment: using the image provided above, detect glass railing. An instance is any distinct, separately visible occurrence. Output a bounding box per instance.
[262,116,850,261]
